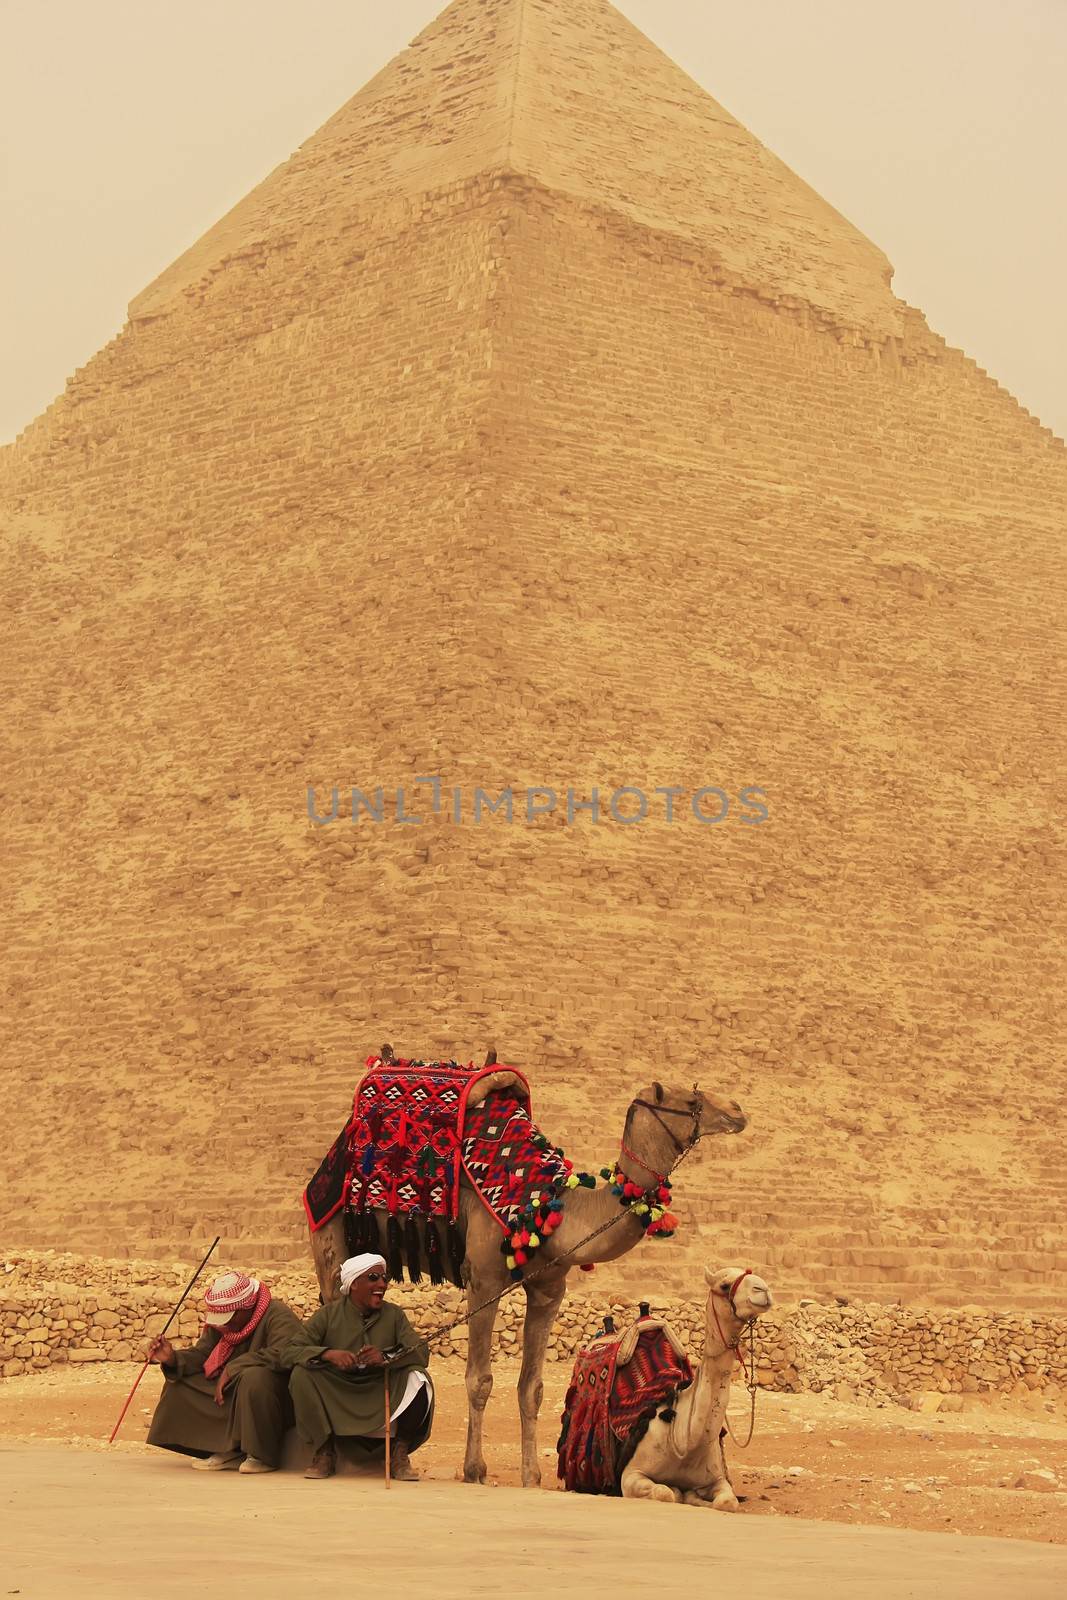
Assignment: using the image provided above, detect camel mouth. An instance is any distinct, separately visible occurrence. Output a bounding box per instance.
[720,1107,748,1135]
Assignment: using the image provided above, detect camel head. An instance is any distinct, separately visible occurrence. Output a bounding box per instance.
[704,1265,773,1326]
[629,1080,747,1148]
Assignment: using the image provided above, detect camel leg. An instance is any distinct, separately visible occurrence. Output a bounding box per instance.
[516,1272,567,1489]
[707,1427,738,1508]
[309,1216,345,1303]
[619,1464,683,1503]
[462,1281,500,1485]
[682,1482,740,1511]
[681,1434,739,1511]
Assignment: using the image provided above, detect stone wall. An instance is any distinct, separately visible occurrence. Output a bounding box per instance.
[2,1255,1063,1406]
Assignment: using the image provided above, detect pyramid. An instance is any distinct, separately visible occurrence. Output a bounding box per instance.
[2,0,1064,1307]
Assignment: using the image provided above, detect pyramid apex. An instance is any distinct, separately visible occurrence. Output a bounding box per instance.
[132,0,896,335]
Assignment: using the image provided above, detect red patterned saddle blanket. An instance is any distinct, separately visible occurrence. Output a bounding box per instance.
[556,1320,693,1495]
[303,1055,572,1284]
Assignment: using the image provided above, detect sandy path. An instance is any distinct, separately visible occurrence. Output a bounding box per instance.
[2,1360,1066,1597]
[4,1443,1067,1600]
[3,1361,1065,1543]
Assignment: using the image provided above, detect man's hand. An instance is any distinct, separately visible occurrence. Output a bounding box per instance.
[146,1335,175,1366]
[213,1367,232,1407]
[355,1345,385,1368]
[323,1349,360,1371]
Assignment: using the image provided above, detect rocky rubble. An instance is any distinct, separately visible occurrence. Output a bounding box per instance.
[2,1252,1064,1407]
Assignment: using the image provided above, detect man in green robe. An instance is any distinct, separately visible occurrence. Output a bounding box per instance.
[145,1270,306,1474]
[285,1252,434,1481]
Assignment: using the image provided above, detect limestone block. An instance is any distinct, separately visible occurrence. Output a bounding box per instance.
[1015,1470,1060,1492]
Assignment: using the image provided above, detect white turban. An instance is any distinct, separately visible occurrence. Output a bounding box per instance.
[339,1254,387,1295]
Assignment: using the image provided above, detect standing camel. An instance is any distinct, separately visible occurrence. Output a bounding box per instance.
[308,1046,747,1488]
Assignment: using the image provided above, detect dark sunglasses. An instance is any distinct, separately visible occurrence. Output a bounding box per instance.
[362,1272,387,1283]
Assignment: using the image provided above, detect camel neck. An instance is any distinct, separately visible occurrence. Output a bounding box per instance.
[550,1170,645,1267]
[701,1302,743,1369]
[674,1335,736,1453]
[616,1112,679,1189]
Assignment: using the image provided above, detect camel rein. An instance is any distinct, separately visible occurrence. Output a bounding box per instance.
[713,1270,761,1449]
[667,1269,760,1457]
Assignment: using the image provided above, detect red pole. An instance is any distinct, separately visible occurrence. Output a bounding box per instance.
[107,1236,221,1444]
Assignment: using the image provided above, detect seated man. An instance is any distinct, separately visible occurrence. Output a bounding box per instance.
[144,1269,305,1474]
[286,1252,433,1481]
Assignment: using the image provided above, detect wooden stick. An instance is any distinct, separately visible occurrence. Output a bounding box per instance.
[384,1367,392,1489]
[107,1236,221,1444]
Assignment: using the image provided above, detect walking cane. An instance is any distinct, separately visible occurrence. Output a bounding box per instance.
[107,1236,221,1444]
[383,1367,392,1490]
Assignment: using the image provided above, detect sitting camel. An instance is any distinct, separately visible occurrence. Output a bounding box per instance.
[308,1045,747,1488]
[620,1266,773,1506]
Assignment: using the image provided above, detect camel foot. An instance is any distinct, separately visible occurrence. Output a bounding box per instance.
[620,1469,684,1503]
[630,1481,682,1503]
[682,1483,739,1510]
[520,1467,542,1489]
[462,1463,487,1484]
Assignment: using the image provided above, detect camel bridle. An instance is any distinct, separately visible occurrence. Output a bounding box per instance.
[621,1096,704,1184]
[707,1268,763,1452]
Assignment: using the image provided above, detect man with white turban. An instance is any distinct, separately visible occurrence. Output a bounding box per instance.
[285,1253,434,1480]
[144,1270,306,1474]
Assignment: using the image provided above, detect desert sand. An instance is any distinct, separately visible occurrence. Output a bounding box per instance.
[3,1360,1067,1597]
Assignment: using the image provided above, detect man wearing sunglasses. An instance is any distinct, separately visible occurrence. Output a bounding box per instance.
[285,1252,433,1481]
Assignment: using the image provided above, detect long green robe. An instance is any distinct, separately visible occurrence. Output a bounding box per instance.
[146,1298,306,1467]
[285,1299,433,1454]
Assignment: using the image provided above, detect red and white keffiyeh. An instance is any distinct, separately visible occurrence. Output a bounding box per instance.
[201,1272,272,1377]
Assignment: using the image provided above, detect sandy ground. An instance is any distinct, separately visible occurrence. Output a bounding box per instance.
[2,1362,1066,1598]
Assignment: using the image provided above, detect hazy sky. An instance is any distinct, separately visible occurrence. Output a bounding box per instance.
[2,0,1064,443]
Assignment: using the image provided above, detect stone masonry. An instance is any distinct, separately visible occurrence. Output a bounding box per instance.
[0,0,1064,1309]
[3,1254,1065,1407]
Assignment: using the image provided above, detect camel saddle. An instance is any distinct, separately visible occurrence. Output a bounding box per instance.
[556,1311,693,1495]
[303,1055,529,1232]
